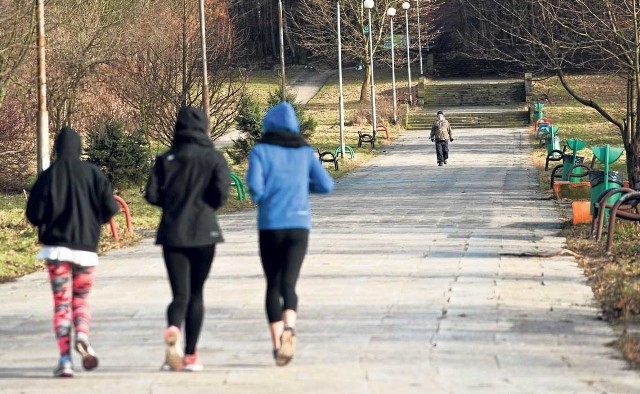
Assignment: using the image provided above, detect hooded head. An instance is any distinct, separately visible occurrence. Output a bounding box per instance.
[173,106,212,147]
[262,102,300,134]
[54,127,82,160]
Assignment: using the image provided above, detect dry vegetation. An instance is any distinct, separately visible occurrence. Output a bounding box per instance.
[534,73,640,366]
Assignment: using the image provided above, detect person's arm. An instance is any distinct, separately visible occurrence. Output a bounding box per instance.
[25,172,49,226]
[144,158,164,207]
[308,149,334,194]
[448,123,453,141]
[430,123,436,141]
[205,152,231,210]
[246,148,265,203]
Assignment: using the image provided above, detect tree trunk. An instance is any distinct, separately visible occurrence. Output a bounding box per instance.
[627,136,640,188]
[360,64,370,102]
[282,0,296,62]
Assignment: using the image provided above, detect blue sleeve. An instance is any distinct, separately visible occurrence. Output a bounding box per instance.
[308,149,334,194]
[246,148,265,203]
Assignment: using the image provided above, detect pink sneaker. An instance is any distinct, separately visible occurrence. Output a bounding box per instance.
[183,352,203,372]
[163,326,184,371]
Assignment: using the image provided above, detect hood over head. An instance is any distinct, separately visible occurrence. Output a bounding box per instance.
[262,102,300,134]
[54,127,82,160]
[173,106,213,147]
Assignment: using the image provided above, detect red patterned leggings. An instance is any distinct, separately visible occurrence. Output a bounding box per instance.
[47,261,95,356]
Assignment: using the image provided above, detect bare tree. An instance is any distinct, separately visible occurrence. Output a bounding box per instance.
[108,0,246,146]
[0,1,35,105]
[461,0,640,188]
[293,0,441,102]
[44,0,141,132]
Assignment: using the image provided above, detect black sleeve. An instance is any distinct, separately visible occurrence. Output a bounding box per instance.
[144,157,164,207]
[25,171,50,226]
[204,152,231,210]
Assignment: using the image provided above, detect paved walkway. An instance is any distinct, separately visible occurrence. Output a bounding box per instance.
[2,126,640,393]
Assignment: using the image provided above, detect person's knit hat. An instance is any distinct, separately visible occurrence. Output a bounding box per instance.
[436,110,443,115]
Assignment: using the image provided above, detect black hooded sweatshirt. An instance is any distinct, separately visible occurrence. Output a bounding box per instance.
[145,106,230,247]
[26,127,120,252]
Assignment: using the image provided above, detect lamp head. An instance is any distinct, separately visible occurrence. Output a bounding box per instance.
[387,7,396,16]
[364,0,375,9]
[402,1,410,10]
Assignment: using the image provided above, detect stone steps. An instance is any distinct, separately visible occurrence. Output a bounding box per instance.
[411,77,529,129]
[407,109,529,129]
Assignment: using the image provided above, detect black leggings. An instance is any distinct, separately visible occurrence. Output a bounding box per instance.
[259,229,309,323]
[163,245,215,355]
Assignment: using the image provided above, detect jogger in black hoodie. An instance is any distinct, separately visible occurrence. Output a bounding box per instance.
[26,127,120,377]
[145,106,230,372]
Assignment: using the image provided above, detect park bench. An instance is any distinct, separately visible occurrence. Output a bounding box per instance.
[230,172,247,202]
[317,148,339,171]
[358,130,375,149]
[603,190,640,254]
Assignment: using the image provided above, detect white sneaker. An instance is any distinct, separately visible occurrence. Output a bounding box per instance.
[163,326,184,371]
[75,333,99,370]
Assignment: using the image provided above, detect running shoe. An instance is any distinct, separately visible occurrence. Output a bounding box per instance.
[275,326,296,366]
[75,332,99,370]
[53,355,74,378]
[183,352,203,372]
[163,326,184,371]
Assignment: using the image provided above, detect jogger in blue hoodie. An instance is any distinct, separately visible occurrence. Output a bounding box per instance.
[246,102,334,366]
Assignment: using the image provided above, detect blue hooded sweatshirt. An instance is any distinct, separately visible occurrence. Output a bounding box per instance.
[246,102,334,230]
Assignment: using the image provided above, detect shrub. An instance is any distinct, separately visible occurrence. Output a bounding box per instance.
[0,94,35,192]
[226,95,264,165]
[84,119,151,190]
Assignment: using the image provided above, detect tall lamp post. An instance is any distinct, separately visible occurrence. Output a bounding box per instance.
[198,0,210,117]
[387,7,397,124]
[416,0,423,75]
[337,1,346,157]
[402,1,413,106]
[36,0,49,173]
[278,0,286,102]
[364,0,377,141]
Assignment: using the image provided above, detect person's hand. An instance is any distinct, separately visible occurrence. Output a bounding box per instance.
[430,137,434,142]
[450,138,454,142]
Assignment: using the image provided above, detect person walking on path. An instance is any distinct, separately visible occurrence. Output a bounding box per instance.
[145,106,230,372]
[430,110,453,166]
[246,102,334,366]
[25,127,121,378]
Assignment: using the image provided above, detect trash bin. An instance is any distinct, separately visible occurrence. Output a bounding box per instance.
[533,102,544,121]
[589,170,624,214]
[561,155,585,182]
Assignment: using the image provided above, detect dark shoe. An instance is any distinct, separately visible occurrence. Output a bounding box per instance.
[438,162,443,166]
[443,160,447,164]
[275,326,296,366]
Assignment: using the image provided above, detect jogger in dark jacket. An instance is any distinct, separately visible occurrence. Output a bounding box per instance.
[26,127,120,377]
[145,105,230,372]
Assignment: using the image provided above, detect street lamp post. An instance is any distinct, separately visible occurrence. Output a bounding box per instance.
[198,0,210,117]
[416,0,423,76]
[402,1,412,106]
[278,0,286,102]
[364,0,377,141]
[36,0,49,173]
[337,1,346,157]
[387,7,397,124]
